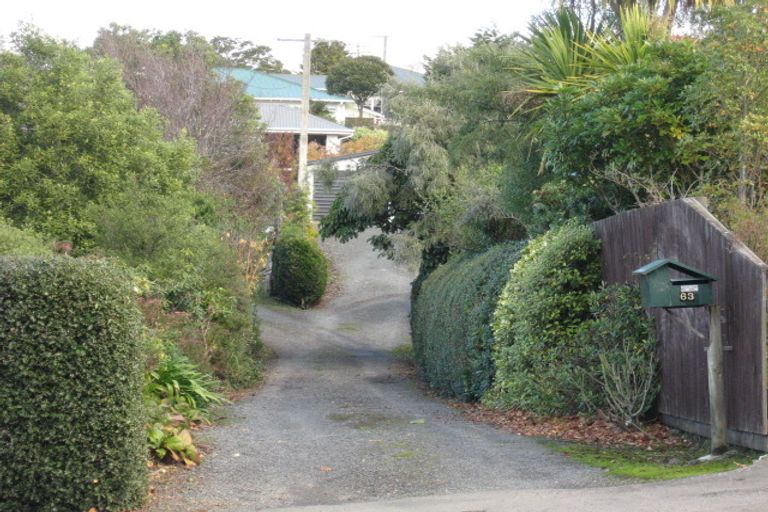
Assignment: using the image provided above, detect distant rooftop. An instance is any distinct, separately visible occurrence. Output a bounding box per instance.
[257,103,353,136]
[217,68,351,102]
[268,65,425,91]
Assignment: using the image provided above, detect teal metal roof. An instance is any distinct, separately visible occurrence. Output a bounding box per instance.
[270,66,424,90]
[217,68,351,102]
[269,73,328,90]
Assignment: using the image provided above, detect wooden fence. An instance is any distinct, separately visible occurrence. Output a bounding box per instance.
[594,198,768,450]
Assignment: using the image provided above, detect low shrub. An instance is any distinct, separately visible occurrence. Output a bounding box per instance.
[411,242,525,400]
[270,223,328,308]
[144,342,227,465]
[0,218,50,256]
[93,192,264,389]
[0,257,146,511]
[571,284,659,427]
[487,221,602,415]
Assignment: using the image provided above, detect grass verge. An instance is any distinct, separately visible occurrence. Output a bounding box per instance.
[548,440,761,480]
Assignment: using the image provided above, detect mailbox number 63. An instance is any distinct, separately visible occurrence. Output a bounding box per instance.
[680,292,696,301]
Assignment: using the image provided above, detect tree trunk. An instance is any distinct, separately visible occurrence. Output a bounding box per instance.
[357,101,364,119]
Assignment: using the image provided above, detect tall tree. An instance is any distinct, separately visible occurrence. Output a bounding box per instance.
[0,28,197,245]
[210,36,284,72]
[93,25,283,227]
[311,40,349,74]
[556,0,740,30]
[326,56,393,117]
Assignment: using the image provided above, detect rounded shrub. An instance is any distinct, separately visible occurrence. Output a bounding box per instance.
[487,221,602,415]
[270,224,329,308]
[411,242,525,400]
[0,257,147,511]
[572,284,659,426]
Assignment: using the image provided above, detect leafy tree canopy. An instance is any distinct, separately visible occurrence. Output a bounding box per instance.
[326,55,393,117]
[0,27,198,246]
[210,35,284,72]
[93,25,284,229]
[311,40,350,74]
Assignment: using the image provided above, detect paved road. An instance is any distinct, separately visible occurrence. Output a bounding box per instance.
[266,455,768,512]
[151,230,611,511]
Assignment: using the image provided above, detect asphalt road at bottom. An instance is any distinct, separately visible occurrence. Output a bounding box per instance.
[151,229,754,512]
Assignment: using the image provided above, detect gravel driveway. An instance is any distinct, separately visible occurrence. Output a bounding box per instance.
[149,230,611,511]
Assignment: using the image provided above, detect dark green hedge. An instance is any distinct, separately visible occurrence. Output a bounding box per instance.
[270,224,328,308]
[488,221,602,415]
[411,242,525,400]
[0,257,147,511]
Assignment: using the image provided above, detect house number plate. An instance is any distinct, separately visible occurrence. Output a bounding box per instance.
[680,284,699,302]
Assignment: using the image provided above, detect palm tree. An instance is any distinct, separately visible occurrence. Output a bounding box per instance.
[514,5,655,97]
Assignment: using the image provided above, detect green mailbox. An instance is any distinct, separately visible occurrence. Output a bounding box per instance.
[633,259,717,309]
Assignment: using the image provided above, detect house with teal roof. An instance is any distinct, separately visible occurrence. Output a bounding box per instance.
[218,68,357,126]
[218,68,356,154]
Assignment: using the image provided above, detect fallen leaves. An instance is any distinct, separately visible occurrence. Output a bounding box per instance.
[319,465,334,472]
[452,402,688,450]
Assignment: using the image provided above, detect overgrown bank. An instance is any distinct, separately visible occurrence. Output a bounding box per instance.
[0,29,286,510]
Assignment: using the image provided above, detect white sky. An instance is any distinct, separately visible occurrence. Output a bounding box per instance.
[0,0,552,71]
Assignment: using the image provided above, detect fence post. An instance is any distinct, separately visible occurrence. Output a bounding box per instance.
[707,304,727,455]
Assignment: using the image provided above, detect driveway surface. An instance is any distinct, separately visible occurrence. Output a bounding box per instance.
[150,229,768,512]
[150,230,611,511]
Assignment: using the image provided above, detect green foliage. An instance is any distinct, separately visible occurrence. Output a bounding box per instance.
[0,257,146,511]
[321,39,527,264]
[88,187,264,388]
[93,25,284,231]
[572,284,659,426]
[686,2,768,205]
[536,40,705,209]
[0,217,49,255]
[0,29,198,246]
[488,222,602,414]
[88,189,197,273]
[209,35,284,71]
[311,40,349,74]
[326,55,393,117]
[144,343,227,464]
[411,242,525,400]
[270,223,329,308]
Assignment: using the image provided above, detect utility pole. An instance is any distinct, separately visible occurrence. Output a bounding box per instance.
[373,35,388,62]
[277,34,313,211]
[299,33,311,195]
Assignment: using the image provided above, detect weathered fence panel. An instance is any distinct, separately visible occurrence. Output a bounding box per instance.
[594,198,768,450]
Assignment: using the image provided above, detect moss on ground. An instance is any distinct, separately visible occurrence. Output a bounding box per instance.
[391,344,414,363]
[548,441,761,480]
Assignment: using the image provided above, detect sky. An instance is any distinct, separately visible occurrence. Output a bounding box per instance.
[0,0,551,71]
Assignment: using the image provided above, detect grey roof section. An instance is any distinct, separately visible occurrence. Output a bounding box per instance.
[257,103,353,136]
[390,66,425,85]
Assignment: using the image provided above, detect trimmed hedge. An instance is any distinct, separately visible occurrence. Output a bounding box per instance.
[270,224,329,308]
[411,242,525,400]
[487,221,602,415]
[0,257,147,511]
